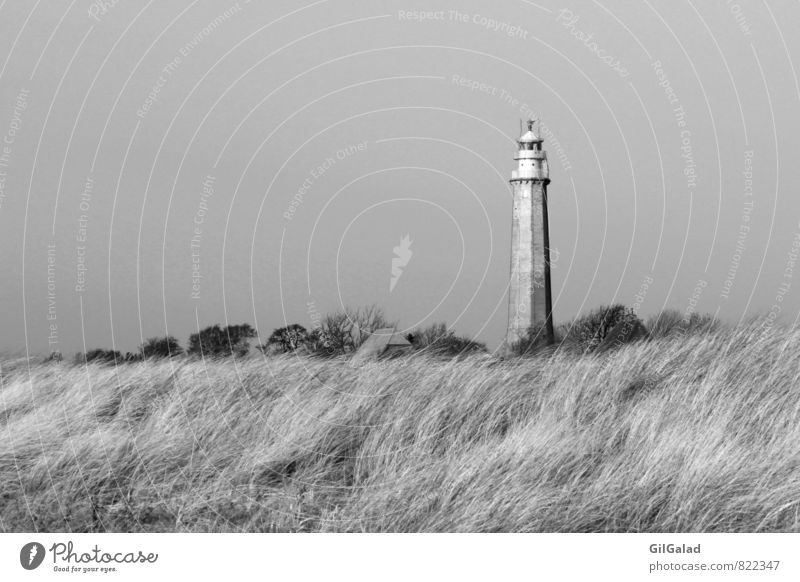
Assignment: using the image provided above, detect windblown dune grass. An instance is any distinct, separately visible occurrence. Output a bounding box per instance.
[1,322,799,532]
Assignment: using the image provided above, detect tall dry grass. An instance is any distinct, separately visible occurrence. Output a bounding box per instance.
[1,321,799,532]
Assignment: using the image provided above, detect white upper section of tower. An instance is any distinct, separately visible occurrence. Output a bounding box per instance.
[511,119,549,182]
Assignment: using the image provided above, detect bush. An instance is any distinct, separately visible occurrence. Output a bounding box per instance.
[261,324,309,354]
[140,336,182,359]
[558,304,644,353]
[74,350,146,365]
[187,324,256,358]
[646,310,720,339]
[77,349,122,365]
[506,332,552,357]
[410,322,486,357]
[412,322,447,348]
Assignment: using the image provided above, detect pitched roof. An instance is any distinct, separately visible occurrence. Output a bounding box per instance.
[352,327,412,362]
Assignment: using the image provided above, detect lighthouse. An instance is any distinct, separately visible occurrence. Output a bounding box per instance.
[504,119,555,351]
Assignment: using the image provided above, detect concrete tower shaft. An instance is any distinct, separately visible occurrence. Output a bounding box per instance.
[505,119,555,348]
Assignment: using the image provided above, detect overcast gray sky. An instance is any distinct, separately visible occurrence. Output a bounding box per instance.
[0,0,798,355]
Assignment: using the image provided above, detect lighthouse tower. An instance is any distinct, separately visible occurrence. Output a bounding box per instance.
[504,119,555,350]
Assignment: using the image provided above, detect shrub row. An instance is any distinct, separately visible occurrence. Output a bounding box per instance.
[57,305,719,364]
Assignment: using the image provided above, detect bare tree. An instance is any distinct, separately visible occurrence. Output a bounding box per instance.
[346,304,393,348]
[310,305,394,356]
